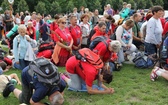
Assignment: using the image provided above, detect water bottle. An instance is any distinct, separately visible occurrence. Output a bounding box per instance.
[161,46,167,59]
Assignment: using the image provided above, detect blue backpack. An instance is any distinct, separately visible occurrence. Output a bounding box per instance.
[132,53,154,68]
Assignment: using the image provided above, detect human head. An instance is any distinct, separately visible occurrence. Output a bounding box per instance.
[27,21,33,28]
[73,7,77,13]
[70,15,77,26]
[106,15,115,23]
[0,61,7,70]
[99,69,113,84]
[80,14,89,23]
[54,14,60,20]
[84,8,89,13]
[58,17,67,28]
[107,4,111,9]
[20,12,24,16]
[18,25,27,36]
[127,4,131,9]
[124,19,134,30]
[123,2,127,8]
[98,22,106,33]
[151,6,164,19]
[94,9,99,16]
[133,13,142,22]
[49,92,64,105]
[31,11,36,19]
[108,40,121,53]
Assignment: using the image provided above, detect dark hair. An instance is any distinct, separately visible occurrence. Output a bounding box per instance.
[0,61,7,70]
[54,15,60,20]
[98,22,106,28]
[80,14,89,22]
[101,69,113,84]
[106,15,115,23]
[151,6,164,15]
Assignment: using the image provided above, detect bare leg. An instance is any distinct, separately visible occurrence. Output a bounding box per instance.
[13,88,22,99]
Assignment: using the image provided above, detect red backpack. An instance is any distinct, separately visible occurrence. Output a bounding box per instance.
[75,48,104,70]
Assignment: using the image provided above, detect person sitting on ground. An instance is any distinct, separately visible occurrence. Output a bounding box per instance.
[2,66,66,105]
[116,19,137,61]
[27,21,36,40]
[61,49,115,94]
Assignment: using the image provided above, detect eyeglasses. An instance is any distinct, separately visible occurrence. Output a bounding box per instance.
[61,22,66,24]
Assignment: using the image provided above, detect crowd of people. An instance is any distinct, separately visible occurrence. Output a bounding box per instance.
[0,2,167,105]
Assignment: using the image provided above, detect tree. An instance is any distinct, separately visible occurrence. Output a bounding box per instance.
[145,0,153,9]
[35,1,46,15]
[128,0,135,9]
[136,0,146,9]
[1,0,10,13]
[50,1,62,16]
[16,0,29,13]
[93,0,102,12]
[111,0,123,11]
[154,0,164,6]
[66,1,75,13]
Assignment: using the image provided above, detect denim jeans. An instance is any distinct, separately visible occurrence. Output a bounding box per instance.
[144,42,157,55]
[19,59,30,70]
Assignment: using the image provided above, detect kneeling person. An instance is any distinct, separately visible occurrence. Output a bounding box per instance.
[3,60,66,105]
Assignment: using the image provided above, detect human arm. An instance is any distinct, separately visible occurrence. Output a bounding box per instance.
[9,73,21,85]
[86,85,114,94]
[116,26,127,47]
[13,37,19,63]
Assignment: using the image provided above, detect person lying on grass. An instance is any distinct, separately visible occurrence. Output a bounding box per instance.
[0,73,21,92]
[61,49,117,94]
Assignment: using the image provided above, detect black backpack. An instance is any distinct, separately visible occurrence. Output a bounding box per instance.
[89,36,108,50]
[28,57,60,86]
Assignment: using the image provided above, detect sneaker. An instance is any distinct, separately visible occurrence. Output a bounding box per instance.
[150,67,159,81]
[2,83,14,97]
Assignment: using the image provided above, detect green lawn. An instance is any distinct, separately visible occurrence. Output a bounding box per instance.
[0,64,168,105]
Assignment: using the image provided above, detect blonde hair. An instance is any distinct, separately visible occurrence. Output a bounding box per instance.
[27,21,33,26]
[51,92,64,105]
[110,40,121,53]
[18,25,27,32]
[57,17,66,24]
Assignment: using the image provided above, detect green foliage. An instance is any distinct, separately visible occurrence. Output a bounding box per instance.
[35,1,46,15]
[66,1,75,13]
[92,0,102,12]
[16,0,29,13]
[1,0,10,13]
[50,1,62,15]
[154,0,164,6]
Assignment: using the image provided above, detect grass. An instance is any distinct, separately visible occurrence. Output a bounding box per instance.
[1,64,168,105]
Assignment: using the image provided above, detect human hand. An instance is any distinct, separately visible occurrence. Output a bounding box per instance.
[18,81,22,85]
[26,36,31,42]
[16,61,19,64]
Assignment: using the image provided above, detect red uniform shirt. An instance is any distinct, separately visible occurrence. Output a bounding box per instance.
[163,21,168,36]
[55,27,72,45]
[27,27,36,40]
[93,39,112,62]
[69,25,82,46]
[50,22,59,41]
[66,56,98,87]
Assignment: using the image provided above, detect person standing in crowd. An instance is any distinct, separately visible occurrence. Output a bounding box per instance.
[79,14,90,48]
[3,10,13,32]
[106,4,114,16]
[0,12,4,40]
[132,13,144,50]
[14,13,21,25]
[73,8,80,23]
[116,19,137,61]
[52,18,73,66]
[69,15,82,51]
[145,6,164,55]
[91,9,99,28]
[35,15,41,41]
[119,2,130,19]
[24,11,31,27]
[2,66,66,105]
[27,21,36,40]
[20,12,25,24]
[78,6,85,22]
[50,15,59,42]
[29,12,37,27]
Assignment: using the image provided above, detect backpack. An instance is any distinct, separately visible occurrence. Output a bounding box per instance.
[38,41,55,52]
[74,48,104,70]
[28,57,60,86]
[89,36,108,50]
[132,53,155,68]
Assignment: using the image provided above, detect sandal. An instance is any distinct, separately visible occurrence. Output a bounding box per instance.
[150,67,159,81]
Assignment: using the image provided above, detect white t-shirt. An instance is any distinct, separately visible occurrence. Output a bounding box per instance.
[24,15,31,26]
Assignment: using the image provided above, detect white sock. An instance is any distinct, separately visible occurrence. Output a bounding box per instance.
[159,68,166,72]
[155,70,163,76]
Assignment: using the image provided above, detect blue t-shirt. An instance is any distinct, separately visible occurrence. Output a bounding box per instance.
[21,66,66,102]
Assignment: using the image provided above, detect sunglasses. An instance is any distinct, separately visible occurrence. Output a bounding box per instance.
[61,22,66,24]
